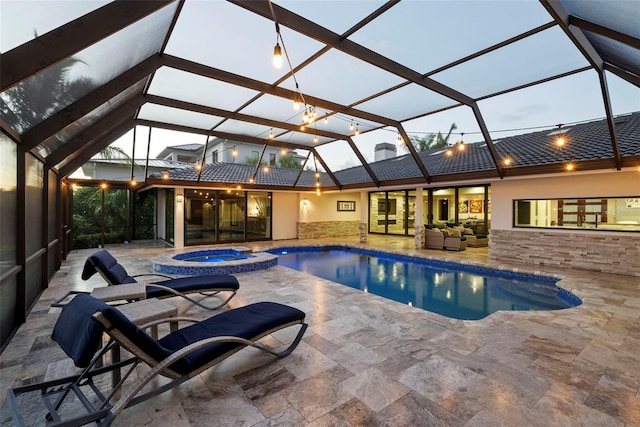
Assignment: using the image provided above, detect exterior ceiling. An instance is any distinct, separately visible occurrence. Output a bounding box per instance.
[1,0,639,191]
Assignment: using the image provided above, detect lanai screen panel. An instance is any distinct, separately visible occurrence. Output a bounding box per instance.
[430,27,590,99]
[138,103,223,130]
[348,0,552,74]
[148,67,260,112]
[36,80,146,159]
[276,0,386,35]
[165,0,323,84]
[0,1,110,52]
[356,83,457,122]
[0,2,177,135]
[214,119,279,140]
[278,48,404,106]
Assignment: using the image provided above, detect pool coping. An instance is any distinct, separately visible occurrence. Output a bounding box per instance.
[152,246,278,275]
[267,243,583,309]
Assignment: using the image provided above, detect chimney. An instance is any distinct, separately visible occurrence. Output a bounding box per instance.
[374,143,397,161]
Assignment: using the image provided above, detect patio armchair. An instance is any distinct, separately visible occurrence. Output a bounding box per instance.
[424,226,445,249]
[6,294,307,427]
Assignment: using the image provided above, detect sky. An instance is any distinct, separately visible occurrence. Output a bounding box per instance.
[2,0,639,173]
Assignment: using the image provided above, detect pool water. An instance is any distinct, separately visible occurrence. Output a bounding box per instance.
[181,254,248,262]
[268,246,581,320]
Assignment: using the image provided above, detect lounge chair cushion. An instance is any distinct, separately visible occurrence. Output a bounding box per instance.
[82,250,137,284]
[147,274,239,298]
[158,302,305,375]
[51,295,107,368]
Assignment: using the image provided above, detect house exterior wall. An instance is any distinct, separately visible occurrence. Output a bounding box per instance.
[489,170,640,276]
[272,192,298,240]
[205,141,284,164]
[298,192,361,239]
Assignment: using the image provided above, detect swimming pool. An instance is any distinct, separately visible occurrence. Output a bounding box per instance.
[267,246,581,320]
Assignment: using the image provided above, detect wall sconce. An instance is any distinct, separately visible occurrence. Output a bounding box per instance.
[302,198,309,206]
[176,194,184,204]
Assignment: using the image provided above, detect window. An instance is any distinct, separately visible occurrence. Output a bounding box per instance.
[211,150,218,163]
[514,197,640,231]
[269,153,276,166]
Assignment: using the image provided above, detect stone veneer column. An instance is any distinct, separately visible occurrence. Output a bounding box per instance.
[414,224,424,249]
[359,222,368,243]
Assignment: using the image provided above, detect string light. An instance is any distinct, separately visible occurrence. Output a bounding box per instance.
[162,173,169,180]
[130,179,137,187]
[313,135,318,143]
[457,133,465,151]
[502,157,512,166]
[349,120,354,131]
[565,162,575,171]
[273,39,283,69]
[269,129,275,139]
[354,124,360,136]
[555,124,566,147]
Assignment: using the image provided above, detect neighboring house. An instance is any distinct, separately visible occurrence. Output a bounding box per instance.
[156,143,204,164]
[204,137,304,166]
[76,158,191,182]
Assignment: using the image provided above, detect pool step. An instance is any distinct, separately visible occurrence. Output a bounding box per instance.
[494,280,568,309]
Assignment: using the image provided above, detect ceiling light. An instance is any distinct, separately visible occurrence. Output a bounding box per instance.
[130,179,137,186]
[565,162,575,171]
[349,121,354,131]
[269,129,275,139]
[445,148,453,157]
[293,99,300,111]
[503,157,512,166]
[354,124,360,136]
[281,148,287,155]
[263,165,269,173]
[313,135,318,143]
[100,182,108,190]
[162,173,169,180]
[273,43,283,68]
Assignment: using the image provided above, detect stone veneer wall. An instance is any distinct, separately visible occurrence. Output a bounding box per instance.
[297,221,360,239]
[490,229,640,277]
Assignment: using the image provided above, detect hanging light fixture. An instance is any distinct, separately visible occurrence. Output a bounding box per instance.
[273,34,283,68]
[457,133,465,151]
[313,135,318,143]
[555,124,566,147]
[269,129,275,139]
[502,157,512,166]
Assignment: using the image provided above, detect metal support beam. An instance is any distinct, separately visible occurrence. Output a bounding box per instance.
[145,94,350,141]
[163,55,393,128]
[540,0,622,171]
[47,97,145,168]
[310,148,341,190]
[396,124,431,183]
[568,15,640,49]
[59,119,134,178]
[22,55,161,150]
[1,1,174,91]
[345,137,380,187]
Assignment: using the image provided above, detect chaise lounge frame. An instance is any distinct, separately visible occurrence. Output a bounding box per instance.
[7,294,307,427]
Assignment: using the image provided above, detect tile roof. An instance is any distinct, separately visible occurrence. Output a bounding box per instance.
[155,113,640,189]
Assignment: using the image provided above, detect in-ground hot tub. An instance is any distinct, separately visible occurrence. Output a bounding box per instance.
[152,247,277,275]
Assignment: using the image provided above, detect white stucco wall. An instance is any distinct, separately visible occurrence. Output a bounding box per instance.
[299,192,360,222]
[272,192,299,240]
[490,169,640,230]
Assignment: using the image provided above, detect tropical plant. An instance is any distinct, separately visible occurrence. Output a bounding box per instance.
[277,152,301,169]
[407,122,458,152]
[243,154,265,165]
